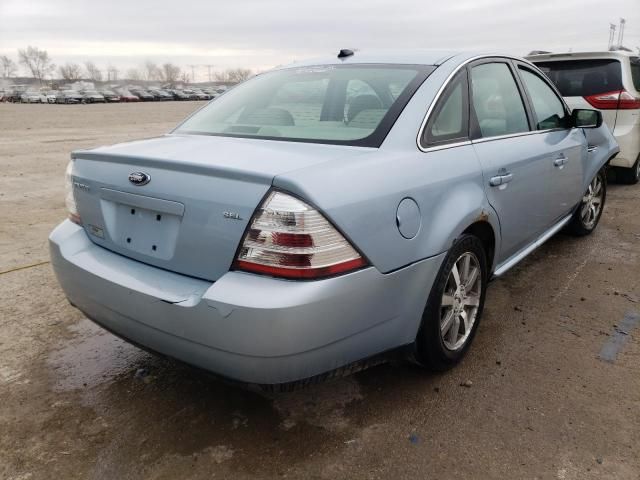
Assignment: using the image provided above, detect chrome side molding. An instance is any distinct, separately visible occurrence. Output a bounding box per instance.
[493,213,573,277]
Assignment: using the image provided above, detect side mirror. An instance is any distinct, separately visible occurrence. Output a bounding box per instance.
[571,109,602,129]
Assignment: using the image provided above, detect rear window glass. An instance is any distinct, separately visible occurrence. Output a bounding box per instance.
[174,65,434,147]
[534,59,622,96]
[631,57,640,91]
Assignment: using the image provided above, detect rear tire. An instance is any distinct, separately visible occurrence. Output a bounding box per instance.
[567,167,606,236]
[414,235,488,371]
[616,155,640,185]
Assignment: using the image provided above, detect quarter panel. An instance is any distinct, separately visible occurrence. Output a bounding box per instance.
[274,145,491,273]
[611,110,640,167]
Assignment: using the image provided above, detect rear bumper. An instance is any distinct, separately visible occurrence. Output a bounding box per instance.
[49,220,444,385]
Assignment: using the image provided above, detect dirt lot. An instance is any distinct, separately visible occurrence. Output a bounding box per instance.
[0,102,638,480]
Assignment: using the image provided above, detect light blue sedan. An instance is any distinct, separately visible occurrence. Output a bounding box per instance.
[50,50,618,387]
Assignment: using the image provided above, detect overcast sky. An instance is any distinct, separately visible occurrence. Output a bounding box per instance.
[1,0,639,81]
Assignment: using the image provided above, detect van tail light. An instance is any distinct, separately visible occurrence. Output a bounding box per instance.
[233,191,367,279]
[584,90,640,110]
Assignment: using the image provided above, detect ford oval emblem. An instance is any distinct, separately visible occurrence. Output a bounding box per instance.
[128,172,150,186]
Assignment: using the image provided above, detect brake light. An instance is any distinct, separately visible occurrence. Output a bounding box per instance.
[64,161,81,225]
[234,191,367,279]
[584,90,640,110]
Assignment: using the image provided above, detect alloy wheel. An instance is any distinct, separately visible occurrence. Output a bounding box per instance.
[440,252,482,351]
[580,174,604,229]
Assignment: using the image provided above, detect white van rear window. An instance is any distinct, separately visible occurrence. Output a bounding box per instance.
[534,60,623,96]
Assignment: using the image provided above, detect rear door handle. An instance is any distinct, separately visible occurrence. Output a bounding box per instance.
[489,173,513,186]
[587,145,598,153]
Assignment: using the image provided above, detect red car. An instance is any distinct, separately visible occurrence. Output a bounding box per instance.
[118,91,140,102]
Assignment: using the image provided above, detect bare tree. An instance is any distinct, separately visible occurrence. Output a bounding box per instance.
[230,68,253,82]
[84,61,103,82]
[179,72,190,84]
[18,46,55,84]
[215,68,253,83]
[214,70,231,82]
[161,63,181,86]
[126,68,142,81]
[143,61,161,81]
[0,55,18,78]
[58,62,82,81]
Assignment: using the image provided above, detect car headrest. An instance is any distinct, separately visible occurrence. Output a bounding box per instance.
[347,95,383,122]
[347,109,387,130]
[240,107,295,126]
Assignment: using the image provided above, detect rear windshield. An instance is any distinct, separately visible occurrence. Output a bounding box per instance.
[174,64,434,147]
[533,59,622,96]
[631,57,640,91]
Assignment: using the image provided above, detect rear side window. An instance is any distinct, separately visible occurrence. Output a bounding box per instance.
[423,70,469,146]
[470,62,530,138]
[534,59,623,96]
[518,67,568,129]
[631,57,640,92]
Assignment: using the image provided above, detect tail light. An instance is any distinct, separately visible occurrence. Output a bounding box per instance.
[584,90,640,110]
[234,191,367,279]
[64,161,81,225]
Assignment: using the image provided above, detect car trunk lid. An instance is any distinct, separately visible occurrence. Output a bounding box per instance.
[71,134,367,281]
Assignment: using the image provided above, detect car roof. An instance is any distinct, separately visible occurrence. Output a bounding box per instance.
[273,50,537,72]
[525,50,637,62]
[276,50,473,69]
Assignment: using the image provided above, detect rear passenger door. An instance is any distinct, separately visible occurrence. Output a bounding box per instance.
[515,63,586,221]
[468,59,550,262]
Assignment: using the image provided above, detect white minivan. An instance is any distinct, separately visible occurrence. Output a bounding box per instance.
[528,51,640,183]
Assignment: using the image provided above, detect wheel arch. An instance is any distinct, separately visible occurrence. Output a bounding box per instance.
[461,220,497,273]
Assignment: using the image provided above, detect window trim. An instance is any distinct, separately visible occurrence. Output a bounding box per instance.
[421,69,470,147]
[416,55,575,153]
[513,61,571,132]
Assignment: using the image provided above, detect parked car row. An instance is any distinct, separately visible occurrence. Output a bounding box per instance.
[0,86,226,104]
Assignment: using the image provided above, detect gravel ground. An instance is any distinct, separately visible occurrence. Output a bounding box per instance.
[0,102,638,480]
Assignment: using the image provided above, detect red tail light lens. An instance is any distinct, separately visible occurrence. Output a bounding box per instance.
[234,191,367,279]
[584,90,640,110]
[618,91,640,109]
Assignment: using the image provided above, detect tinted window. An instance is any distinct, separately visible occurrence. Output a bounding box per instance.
[519,68,567,129]
[344,79,381,123]
[175,65,433,147]
[423,71,468,146]
[271,78,329,126]
[534,59,623,96]
[470,63,529,138]
[631,57,640,91]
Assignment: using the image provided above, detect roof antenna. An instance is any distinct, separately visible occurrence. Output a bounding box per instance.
[337,49,355,59]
